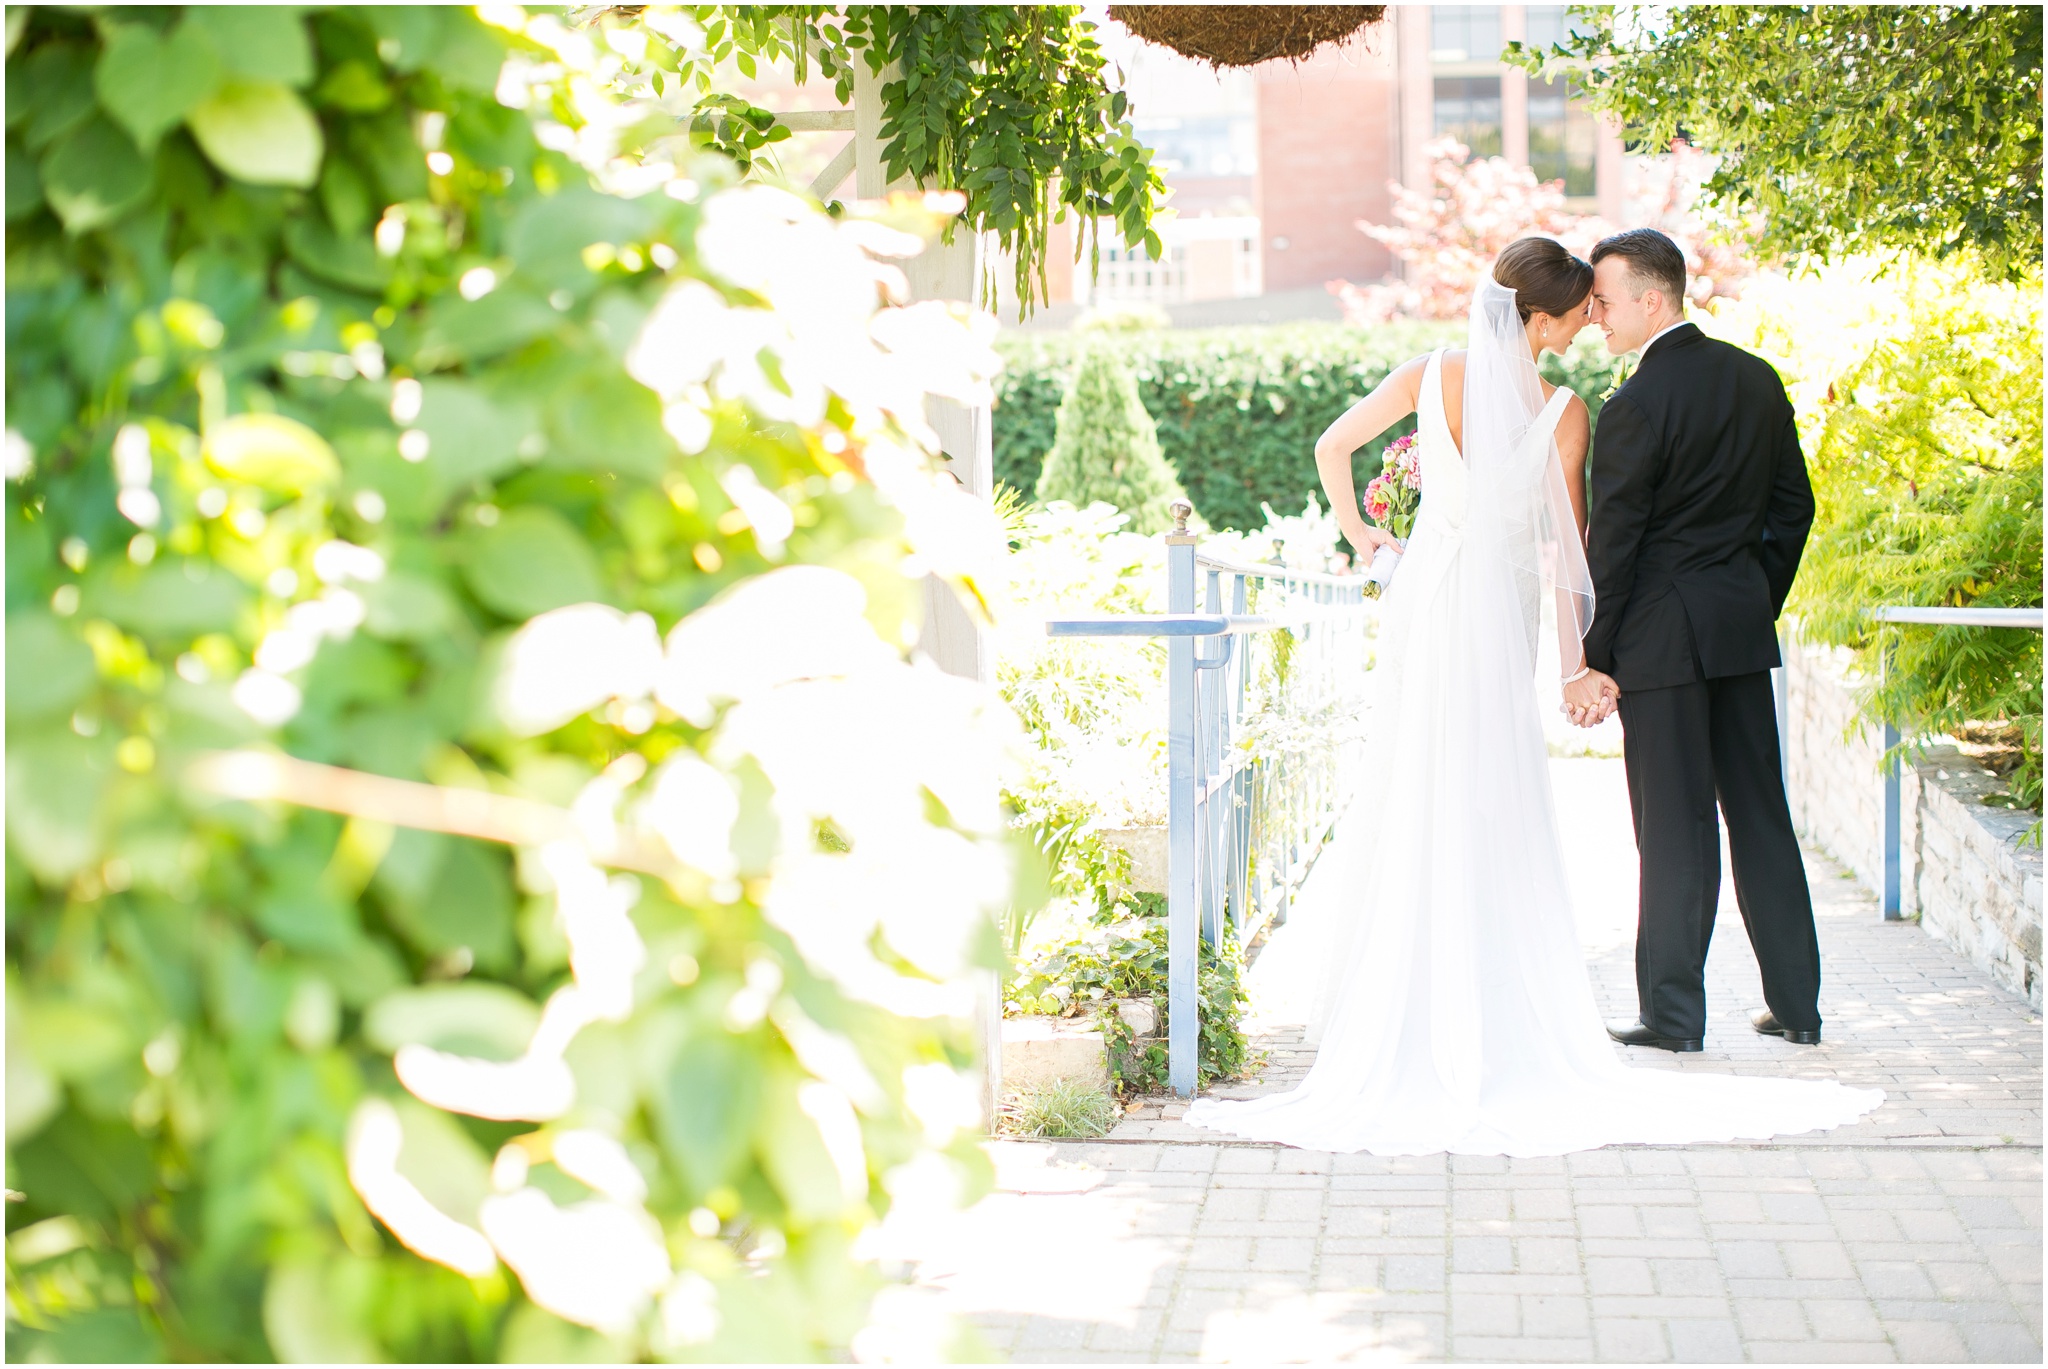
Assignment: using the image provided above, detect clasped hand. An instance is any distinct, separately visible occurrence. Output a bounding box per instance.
[1561,669,1620,727]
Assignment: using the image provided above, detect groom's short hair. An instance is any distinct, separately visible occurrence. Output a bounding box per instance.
[1591,229,1688,308]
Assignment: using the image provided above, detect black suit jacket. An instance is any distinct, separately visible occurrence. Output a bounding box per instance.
[1583,324,1814,691]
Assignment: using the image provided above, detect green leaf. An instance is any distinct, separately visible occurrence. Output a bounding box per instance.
[416,288,560,367]
[5,990,60,1142]
[428,15,508,95]
[461,506,606,620]
[364,982,541,1061]
[649,1027,761,1195]
[496,1303,633,1363]
[5,730,111,883]
[379,835,516,970]
[546,367,671,480]
[391,1096,493,1225]
[758,1069,855,1223]
[312,60,392,114]
[416,377,540,489]
[93,20,222,150]
[359,570,463,642]
[185,6,313,88]
[263,1260,384,1365]
[505,188,655,293]
[186,80,323,188]
[362,6,449,74]
[13,41,96,151]
[254,869,361,955]
[40,114,150,233]
[84,559,249,638]
[283,213,391,295]
[345,108,428,203]
[20,995,131,1081]
[203,412,340,492]
[6,611,97,721]
[4,134,42,220]
[317,154,375,234]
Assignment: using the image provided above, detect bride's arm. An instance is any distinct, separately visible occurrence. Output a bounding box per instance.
[1314,357,1426,558]
[1554,395,1592,541]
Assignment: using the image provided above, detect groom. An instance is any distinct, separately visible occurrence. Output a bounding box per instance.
[1562,228,1824,1054]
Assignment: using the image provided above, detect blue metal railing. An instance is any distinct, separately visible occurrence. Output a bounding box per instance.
[1046,501,1375,1095]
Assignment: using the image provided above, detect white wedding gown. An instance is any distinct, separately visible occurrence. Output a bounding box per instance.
[1185,306,1884,1157]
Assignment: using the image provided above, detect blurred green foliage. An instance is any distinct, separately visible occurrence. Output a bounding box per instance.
[1514,5,2043,280]
[1781,274,2042,807]
[5,6,1008,1361]
[993,323,1624,531]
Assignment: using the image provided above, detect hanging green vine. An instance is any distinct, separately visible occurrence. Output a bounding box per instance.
[586,5,1168,314]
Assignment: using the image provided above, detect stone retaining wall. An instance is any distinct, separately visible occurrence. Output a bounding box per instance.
[1780,631,2042,1006]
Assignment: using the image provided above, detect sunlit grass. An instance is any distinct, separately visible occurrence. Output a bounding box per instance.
[1000,1078,1115,1139]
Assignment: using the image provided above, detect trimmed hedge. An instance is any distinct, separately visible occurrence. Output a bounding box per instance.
[994,322,1628,531]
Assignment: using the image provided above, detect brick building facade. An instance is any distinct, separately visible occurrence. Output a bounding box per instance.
[1069,5,1628,319]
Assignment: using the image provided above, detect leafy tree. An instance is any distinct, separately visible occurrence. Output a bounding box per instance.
[1706,260,2042,807]
[1034,344,1189,535]
[1512,5,2043,278]
[5,5,1018,1360]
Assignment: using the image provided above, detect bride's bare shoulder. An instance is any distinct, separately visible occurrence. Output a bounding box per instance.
[1391,348,1466,381]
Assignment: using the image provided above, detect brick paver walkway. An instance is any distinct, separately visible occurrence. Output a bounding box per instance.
[883,760,2042,1362]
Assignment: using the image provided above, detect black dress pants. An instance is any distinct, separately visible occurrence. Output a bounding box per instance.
[1615,670,1821,1039]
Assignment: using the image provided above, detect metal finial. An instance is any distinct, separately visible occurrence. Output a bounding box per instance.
[1170,500,1192,534]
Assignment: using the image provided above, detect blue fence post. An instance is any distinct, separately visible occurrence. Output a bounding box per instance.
[1165,501,1200,1096]
[1882,637,1903,920]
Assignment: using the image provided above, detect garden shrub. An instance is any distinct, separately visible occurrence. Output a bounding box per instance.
[1033,344,1188,535]
[1005,908,1253,1094]
[994,323,1624,532]
[5,7,1012,1361]
[1705,260,2043,809]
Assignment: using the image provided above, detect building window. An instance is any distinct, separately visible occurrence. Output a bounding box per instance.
[1434,76,1503,159]
[1528,74,1596,197]
[1429,6,1502,63]
[1523,6,1572,54]
[1133,115,1257,180]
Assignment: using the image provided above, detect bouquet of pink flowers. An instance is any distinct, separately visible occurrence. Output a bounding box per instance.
[1362,431,1422,538]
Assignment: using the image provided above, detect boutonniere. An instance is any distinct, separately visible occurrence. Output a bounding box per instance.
[1600,354,1638,403]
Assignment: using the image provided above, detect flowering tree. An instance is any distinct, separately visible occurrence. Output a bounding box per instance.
[1330,137,1758,324]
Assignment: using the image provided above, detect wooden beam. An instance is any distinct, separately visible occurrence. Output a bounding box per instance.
[808,138,857,201]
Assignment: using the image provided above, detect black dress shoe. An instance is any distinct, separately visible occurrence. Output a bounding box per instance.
[1752,1009,1821,1045]
[1605,1018,1704,1052]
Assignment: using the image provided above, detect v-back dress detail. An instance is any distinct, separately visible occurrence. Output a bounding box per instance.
[1182,348,1884,1157]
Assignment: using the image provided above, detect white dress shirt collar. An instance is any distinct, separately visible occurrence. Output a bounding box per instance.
[1639,318,1690,359]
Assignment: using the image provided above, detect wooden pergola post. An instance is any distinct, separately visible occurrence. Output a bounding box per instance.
[845,61,1004,1125]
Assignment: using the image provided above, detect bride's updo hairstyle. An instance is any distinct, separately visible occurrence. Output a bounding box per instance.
[1492,237,1593,323]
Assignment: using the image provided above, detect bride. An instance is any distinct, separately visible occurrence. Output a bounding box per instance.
[1184,239,1883,1156]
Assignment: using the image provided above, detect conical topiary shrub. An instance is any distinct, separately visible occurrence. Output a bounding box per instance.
[1034,343,1191,534]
